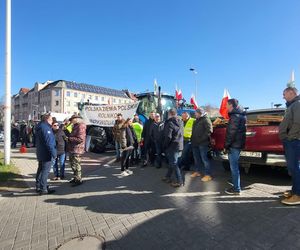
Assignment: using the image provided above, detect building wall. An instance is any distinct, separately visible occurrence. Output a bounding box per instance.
[12,81,133,121]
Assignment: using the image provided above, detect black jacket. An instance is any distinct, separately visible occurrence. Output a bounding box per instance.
[141,118,154,144]
[163,117,184,152]
[129,126,138,148]
[225,107,246,149]
[191,115,213,146]
[150,121,165,143]
[54,128,66,156]
[125,126,134,147]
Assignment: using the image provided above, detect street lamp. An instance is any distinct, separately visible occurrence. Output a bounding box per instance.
[189,68,198,102]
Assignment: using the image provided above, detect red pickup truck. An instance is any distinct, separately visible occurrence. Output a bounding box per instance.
[211,108,286,172]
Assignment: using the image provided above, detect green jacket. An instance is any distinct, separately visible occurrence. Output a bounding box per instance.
[191,115,213,146]
[279,95,300,141]
[132,122,143,142]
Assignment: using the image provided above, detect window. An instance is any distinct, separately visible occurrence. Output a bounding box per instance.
[74,102,78,107]
[67,101,70,107]
[113,98,116,103]
[66,91,71,97]
[95,96,98,101]
[74,92,78,98]
[119,99,122,104]
[55,90,60,96]
[55,101,59,106]
[101,96,105,101]
[82,94,85,99]
[89,95,92,100]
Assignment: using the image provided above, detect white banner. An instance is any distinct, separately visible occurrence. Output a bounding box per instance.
[81,102,139,127]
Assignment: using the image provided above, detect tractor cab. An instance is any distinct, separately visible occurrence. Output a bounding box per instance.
[135,92,176,123]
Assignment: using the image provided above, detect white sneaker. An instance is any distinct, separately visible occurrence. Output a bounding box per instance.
[121,171,130,176]
[126,170,133,175]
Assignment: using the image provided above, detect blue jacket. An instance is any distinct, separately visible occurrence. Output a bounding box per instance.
[35,121,57,162]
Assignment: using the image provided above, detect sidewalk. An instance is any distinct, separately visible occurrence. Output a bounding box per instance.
[0,147,299,250]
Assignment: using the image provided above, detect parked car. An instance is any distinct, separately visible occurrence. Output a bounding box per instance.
[211,108,286,173]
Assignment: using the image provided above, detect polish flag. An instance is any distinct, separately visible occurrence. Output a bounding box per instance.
[219,89,231,119]
[175,89,182,100]
[190,94,198,110]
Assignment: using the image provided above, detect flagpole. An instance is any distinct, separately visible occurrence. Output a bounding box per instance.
[4,0,12,165]
[189,68,198,102]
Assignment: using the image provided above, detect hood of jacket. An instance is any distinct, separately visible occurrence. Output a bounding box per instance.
[286,95,300,108]
[228,107,245,117]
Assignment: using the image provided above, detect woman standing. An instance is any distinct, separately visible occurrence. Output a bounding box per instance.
[119,118,135,176]
[52,122,67,180]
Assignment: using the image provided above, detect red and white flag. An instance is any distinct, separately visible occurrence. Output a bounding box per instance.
[219,89,231,119]
[190,94,198,110]
[175,88,182,101]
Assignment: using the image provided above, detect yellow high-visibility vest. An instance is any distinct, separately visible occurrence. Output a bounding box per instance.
[183,117,195,140]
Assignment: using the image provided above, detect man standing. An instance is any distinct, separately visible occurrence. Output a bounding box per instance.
[224,99,246,195]
[162,108,184,187]
[279,87,300,205]
[191,108,213,182]
[132,115,143,164]
[141,111,156,167]
[35,113,57,194]
[11,123,19,148]
[67,114,87,186]
[178,112,195,171]
[150,113,165,168]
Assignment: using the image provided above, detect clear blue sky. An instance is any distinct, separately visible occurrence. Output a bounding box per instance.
[0,0,299,109]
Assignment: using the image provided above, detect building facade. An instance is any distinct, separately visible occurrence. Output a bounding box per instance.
[12,80,132,121]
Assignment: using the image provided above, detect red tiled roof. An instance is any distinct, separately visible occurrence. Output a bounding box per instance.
[19,88,30,94]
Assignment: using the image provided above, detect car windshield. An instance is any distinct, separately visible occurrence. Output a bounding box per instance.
[137,95,176,118]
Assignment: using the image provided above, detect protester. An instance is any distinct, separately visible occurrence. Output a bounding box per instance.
[35,113,57,195]
[133,113,143,125]
[20,121,29,147]
[279,87,300,205]
[11,123,20,148]
[63,118,73,136]
[190,108,213,182]
[150,113,164,168]
[141,111,156,167]
[224,99,246,195]
[67,114,87,186]
[52,122,67,180]
[178,111,195,171]
[119,118,135,176]
[112,113,125,162]
[132,115,143,164]
[162,108,184,187]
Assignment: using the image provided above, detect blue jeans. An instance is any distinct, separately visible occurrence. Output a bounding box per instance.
[165,149,183,184]
[192,145,211,175]
[115,141,121,159]
[178,141,192,169]
[228,148,241,192]
[154,142,162,167]
[53,153,66,178]
[36,161,52,192]
[283,139,300,195]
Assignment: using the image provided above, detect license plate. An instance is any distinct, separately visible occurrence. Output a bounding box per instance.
[240,151,262,158]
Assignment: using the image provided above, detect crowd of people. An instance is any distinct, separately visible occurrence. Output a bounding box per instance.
[10,87,300,206]
[112,100,244,191]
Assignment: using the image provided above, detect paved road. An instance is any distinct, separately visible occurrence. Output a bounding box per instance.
[0,147,299,250]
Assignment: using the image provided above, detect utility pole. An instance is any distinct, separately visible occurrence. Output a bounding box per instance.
[4,0,11,165]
